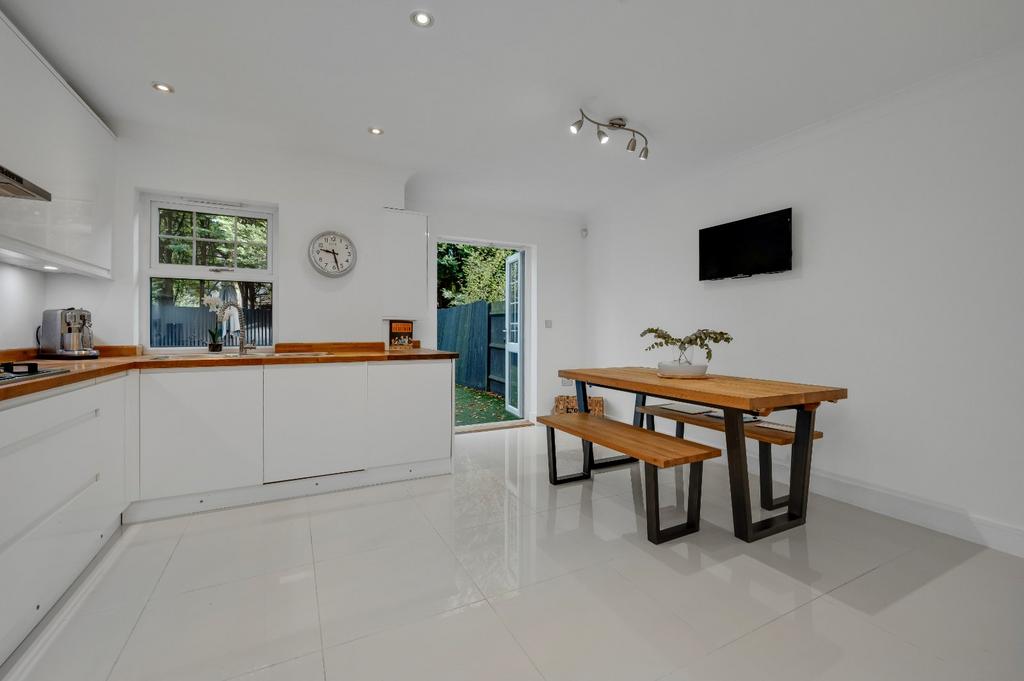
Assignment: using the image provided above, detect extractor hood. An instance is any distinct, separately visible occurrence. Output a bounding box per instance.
[0,164,51,201]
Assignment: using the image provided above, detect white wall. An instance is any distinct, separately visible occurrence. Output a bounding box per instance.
[0,263,44,347]
[406,199,587,419]
[583,48,1024,556]
[43,128,420,345]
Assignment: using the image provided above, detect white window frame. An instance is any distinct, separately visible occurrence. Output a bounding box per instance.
[140,193,279,353]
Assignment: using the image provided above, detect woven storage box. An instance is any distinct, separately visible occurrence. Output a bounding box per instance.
[552,395,605,416]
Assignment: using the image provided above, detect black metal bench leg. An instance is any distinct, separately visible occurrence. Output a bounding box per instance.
[576,380,634,470]
[546,425,591,485]
[758,441,789,510]
[644,461,702,544]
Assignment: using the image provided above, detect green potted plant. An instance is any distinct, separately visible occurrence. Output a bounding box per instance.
[641,327,733,378]
[208,327,223,353]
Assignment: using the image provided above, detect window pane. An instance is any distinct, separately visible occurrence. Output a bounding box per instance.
[196,213,236,240]
[236,216,268,244]
[236,242,268,270]
[158,237,193,265]
[195,241,234,267]
[150,277,273,348]
[158,209,193,237]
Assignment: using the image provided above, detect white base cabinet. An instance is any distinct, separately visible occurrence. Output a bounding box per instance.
[366,361,453,467]
[140,367,263,499]
[0,376,127,663]
[263,363,369,483]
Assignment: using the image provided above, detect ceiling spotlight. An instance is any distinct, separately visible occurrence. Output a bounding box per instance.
[568,108,650,161]
[43,265,59,271]
[368,127,383,135]
[410,11,434,27]
[151,81,174,94]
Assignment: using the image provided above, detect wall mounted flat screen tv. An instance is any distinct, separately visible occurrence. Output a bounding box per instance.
[699,208,792,281]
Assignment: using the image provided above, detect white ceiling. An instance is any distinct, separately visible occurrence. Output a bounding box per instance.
[3,0,1024,216]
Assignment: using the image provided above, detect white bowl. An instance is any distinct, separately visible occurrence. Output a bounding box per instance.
[657,361,708,378]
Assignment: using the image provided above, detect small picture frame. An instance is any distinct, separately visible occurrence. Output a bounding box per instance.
[387,319,414,350]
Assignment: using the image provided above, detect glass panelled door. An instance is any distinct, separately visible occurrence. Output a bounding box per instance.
[504,251,524,417]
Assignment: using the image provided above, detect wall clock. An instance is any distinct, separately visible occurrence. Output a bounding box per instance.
[308,231,356,277]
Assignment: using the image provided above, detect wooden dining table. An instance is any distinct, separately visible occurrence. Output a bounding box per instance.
[558,367,848,542]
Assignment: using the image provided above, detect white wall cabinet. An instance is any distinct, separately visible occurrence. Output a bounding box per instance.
[0,376,127,663]
[366,361,453,467]
[0,14,115,277]
[140,367,263,499]
[263,363,369,482]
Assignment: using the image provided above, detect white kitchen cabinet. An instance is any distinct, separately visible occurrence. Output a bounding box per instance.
[263,363,369,482]
[140,367,263,499]
[0,13,115,277]
[366,360,453,467]
[0,376,127,663]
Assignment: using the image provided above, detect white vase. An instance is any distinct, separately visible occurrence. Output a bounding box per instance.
[657,361,708,378]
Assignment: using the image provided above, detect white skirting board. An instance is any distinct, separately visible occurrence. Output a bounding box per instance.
[718,454,1024,559]
[123,457,452,524]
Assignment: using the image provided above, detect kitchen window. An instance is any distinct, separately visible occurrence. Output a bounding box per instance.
[144,196,277,350]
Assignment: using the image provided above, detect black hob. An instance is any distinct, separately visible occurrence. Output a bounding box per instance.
[0,362,71,385]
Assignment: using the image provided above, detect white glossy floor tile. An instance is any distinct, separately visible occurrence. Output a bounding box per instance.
[108,567,321,681]
[413,468,535,538]
[491,564,712,681]
[323,602,543,681]
[309,497,436,562]
[826,534,1024,680]
[152,512,312,596]
[5,602,142,681]
[662,597,964,681]
[305,481,411,513]
[316,535,483,647]
[75,531,179,616]
[225,652,324,681]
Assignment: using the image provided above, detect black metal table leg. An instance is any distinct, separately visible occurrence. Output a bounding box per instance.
[725,406,818,542]
[758,441,789,510]
[546,425,591,485]
[577,380,634,470]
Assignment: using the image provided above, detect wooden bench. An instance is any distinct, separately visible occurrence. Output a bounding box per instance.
[636,404,823,511]
[537,412,721,544]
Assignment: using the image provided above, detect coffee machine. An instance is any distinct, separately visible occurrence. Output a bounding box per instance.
[37,308,100,359]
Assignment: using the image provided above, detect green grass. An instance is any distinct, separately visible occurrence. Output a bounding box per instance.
[455,384,521,426]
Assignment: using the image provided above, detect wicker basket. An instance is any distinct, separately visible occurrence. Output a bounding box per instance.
[552,395,605,416]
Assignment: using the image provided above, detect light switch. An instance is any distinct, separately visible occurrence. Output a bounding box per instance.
[544,319,553,328]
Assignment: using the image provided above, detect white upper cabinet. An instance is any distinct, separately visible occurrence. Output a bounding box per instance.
[0,13,115,277]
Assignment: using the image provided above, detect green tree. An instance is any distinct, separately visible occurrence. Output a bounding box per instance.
[436,243,515,308]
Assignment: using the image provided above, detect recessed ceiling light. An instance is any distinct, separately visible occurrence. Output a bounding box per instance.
[43,265,59,271]
[410,10,434,27]
[368,127,383,135]
[151,81,174,94]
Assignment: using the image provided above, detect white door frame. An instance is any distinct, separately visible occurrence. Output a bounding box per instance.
[427,235,535,426]
[504,250,524,417]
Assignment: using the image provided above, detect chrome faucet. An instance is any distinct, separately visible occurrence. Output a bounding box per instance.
[220,302,257,355]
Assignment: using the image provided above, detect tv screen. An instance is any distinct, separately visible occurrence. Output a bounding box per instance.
[699,208,792,281]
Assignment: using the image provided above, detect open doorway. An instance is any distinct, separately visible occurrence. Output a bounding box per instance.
[436,241,528,429]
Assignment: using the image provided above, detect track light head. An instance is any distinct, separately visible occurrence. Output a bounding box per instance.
[626,135,637,152]
[597,128,609,144]
[638,146,649,160]
[569,117,584,134]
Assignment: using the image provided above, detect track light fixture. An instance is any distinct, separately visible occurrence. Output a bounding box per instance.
[568,108,649,160]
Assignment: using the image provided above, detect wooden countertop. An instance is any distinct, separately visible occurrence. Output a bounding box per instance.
[559,366,847,413]
[0,344,457,403]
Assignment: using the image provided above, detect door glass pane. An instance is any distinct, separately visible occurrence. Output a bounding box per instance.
[158,209,193,237]
[150,277,273,348]
[158,237,193,265]
[507,352,519,409]
[195,241,234,267]
[196,213,236,240]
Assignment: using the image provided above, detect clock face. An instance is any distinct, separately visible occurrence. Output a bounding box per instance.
[309,231,356,277]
